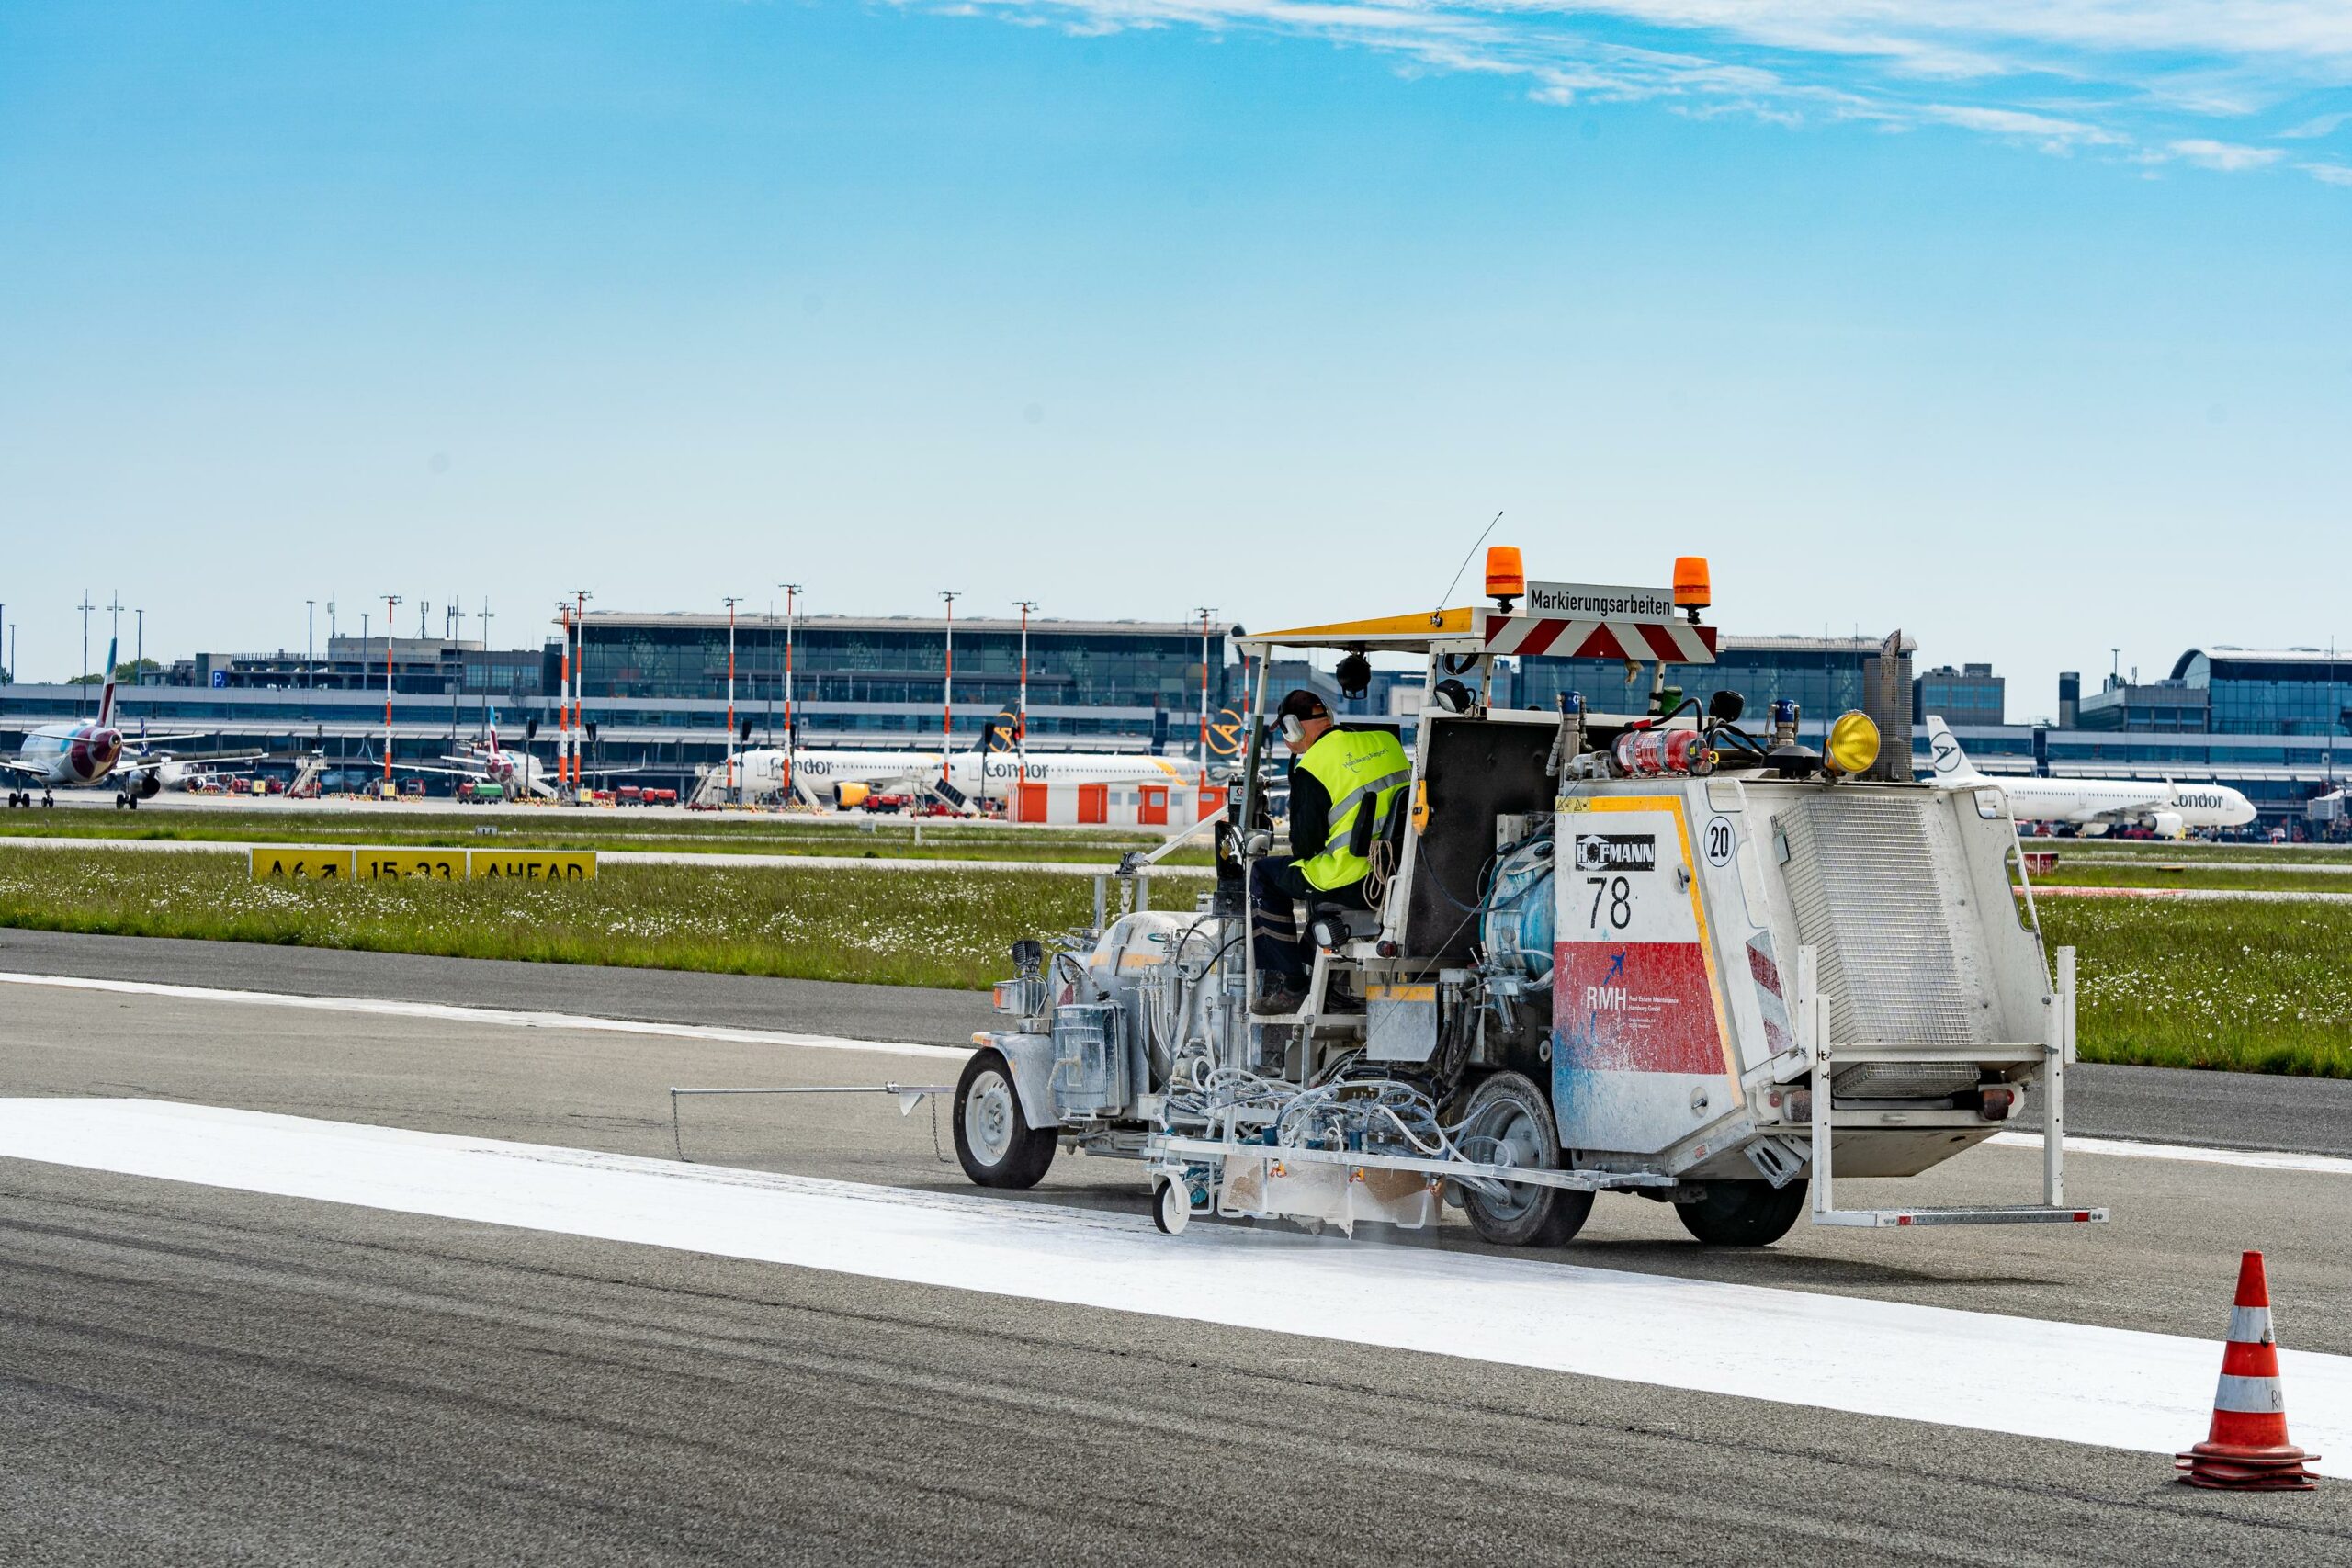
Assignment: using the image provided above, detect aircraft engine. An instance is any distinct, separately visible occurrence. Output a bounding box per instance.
[134,769,163,798]
[2151,810,2185,839]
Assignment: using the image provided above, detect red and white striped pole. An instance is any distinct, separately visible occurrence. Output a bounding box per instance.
[2177,1251,2320,1489]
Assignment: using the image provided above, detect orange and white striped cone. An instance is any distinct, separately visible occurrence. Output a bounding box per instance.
[2177,1251,2321,1490]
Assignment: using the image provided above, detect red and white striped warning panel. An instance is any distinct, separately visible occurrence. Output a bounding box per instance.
[1484,615,1717,663]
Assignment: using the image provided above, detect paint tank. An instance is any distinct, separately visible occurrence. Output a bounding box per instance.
[1479,834,1555,984]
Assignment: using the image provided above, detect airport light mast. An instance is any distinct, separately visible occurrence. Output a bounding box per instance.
[1195,605,1216,789]
[76,592,93,718]
[306,600,315,690]
[568,590,593,790]
[1013,599,1037,781]
[723,596,742,806]
[556,603,572,793]
[382,595,402,789]
[778,583,801,806]
[940,591,960,786]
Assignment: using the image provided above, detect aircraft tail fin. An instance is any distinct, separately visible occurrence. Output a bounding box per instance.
[97,637,119,728]
[1923,716,1984,785]
[978,712,1020,755]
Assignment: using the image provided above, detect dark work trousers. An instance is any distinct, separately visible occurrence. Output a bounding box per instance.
[1250,857,1368,984]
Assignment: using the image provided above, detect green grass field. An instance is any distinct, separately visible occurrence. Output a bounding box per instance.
[0,844,1093,991]
[2029,863,2352,895]
[2036,898,2352,1077]
[0,807,1215,865]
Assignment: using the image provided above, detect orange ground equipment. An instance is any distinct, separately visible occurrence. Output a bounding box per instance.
[2177,1251,2322,1490]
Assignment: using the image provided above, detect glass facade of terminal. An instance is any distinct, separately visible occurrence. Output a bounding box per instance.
[564,619,1231,716]
[1912,664,2005,728]
[2180,652,2352,737]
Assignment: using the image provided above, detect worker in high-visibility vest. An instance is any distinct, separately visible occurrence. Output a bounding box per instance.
[1250,689,1412,1013]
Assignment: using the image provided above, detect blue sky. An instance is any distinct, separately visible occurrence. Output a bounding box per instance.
[2,0,2348,716]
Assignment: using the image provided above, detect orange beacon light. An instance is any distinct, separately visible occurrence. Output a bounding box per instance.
[1673,556,1711,621]
[1486,546,1525,609]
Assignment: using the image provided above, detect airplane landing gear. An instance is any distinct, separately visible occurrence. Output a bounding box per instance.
[42,792,56,807]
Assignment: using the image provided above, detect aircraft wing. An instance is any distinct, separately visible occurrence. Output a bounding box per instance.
[0,758,47,780]
[123,749,266,769]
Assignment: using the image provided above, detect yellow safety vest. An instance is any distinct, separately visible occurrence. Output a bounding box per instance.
[1293,727,1413,892]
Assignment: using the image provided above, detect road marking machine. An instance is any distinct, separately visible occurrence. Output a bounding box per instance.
[687,551,2105,1248]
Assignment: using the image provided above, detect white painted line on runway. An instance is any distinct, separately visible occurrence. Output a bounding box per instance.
[5,1098,2345,1473]
[1993,1130,2352,1178]
[0,971,966,1062]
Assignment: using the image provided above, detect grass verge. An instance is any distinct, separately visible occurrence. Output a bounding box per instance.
[0,807,1213,865]
[0,844,1091,990]
[2037,898,2352,1077]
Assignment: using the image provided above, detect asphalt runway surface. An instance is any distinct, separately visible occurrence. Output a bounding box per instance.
[6,933,2352,1564]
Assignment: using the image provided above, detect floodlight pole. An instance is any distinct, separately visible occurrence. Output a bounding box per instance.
[382,595,402,788]
[779,583,801,804]
[939,592,961,787]
[723,597,742,805]
[556,604,572,792]
[1013,600,1038,783]
[77,592,93,717]
[570,590,592,789]
[1196,605,1217,789]
[306,600,316,690]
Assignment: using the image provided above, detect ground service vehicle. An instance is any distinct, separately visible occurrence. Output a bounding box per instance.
[959,553,2103,1247]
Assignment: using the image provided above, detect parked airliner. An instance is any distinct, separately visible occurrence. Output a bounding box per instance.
[3,640,251,808]
[1923,716,2256,837]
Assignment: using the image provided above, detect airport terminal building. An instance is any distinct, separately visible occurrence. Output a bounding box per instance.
[6,614,2346,826]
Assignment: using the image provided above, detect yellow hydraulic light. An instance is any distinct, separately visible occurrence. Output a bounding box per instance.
[1826,710,1881,776]
[1486,546,1525,607]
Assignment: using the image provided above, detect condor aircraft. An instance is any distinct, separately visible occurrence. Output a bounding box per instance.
[1923,716,2256,837]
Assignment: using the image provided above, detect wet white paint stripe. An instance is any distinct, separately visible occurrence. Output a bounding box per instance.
[1989,1130,2352,1179]
[4,1098,2346,1475]
[0,971,965,1062]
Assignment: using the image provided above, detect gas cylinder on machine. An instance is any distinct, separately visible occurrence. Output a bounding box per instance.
[1611,727,1712,777]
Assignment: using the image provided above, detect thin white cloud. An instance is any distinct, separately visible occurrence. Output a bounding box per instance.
[912,0,2352,175]
[2301,161,2352,185]
[2169,137,2286,170]
[2278,108,2352,139]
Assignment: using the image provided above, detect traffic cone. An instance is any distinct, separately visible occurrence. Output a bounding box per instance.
[2177,1251,2321,1489]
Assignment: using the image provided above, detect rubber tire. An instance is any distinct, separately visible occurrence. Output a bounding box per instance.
[1456,1070,1593,1247]
[1152,1177,1190,1235]
[953,1048,1057,1190]
[1676,1180,1808,1247]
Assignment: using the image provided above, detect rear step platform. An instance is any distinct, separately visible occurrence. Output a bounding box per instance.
[1813,1204,2109,1228]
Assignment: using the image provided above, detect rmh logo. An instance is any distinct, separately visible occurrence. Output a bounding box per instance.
[1574,833,1657,873]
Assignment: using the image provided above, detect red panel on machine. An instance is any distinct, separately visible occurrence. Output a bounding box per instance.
[1554,941,1725,1076]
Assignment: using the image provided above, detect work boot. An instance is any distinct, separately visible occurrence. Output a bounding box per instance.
[1255,976,1307,1018]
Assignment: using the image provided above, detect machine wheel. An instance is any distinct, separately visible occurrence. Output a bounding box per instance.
[1676,1180,1808,1247]
[953,1048,1057,1190]
[1152,1177,1191,1235]
[1456,1071,1592,1247]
